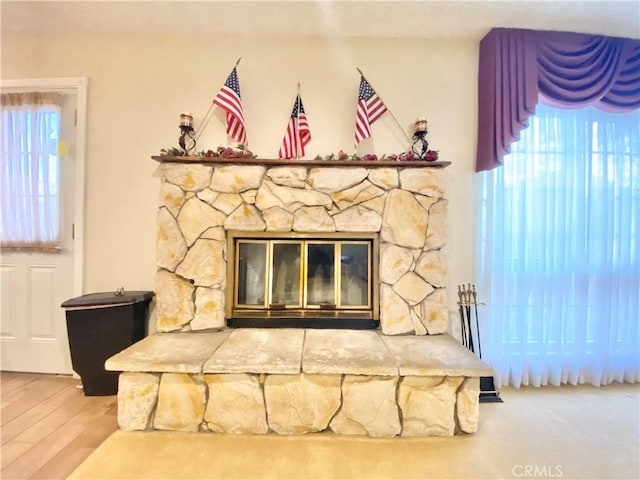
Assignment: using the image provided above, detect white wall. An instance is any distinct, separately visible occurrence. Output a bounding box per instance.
[1,33,479,329]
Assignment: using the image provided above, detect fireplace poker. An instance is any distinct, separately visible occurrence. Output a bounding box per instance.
[471,284,482,359]
[465,284,475,354]
[457,285,467,348]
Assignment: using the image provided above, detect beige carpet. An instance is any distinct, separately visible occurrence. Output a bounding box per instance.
[69,384,639,480]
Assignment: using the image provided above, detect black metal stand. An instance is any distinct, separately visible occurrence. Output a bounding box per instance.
[457,284,503,403]
[178,125,196,155]
[411,131,429,160]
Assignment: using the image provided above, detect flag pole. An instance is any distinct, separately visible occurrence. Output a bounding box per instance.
[296,82,301,161]
[195,57,242,143]
[356,67,412,145]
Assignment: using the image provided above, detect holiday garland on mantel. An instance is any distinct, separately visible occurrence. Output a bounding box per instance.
[160,144,439,162]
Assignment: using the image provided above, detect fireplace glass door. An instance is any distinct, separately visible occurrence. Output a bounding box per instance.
[271,242,302,306]
[232,236,375,324]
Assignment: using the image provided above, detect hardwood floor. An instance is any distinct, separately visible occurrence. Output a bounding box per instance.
[1,371,118,480]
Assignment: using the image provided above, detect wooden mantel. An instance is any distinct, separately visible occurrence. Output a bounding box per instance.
[151,155,451,168]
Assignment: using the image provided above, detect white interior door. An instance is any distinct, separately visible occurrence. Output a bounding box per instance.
[1,79,86,374]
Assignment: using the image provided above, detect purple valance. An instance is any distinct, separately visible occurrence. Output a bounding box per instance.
[476,28,640,172]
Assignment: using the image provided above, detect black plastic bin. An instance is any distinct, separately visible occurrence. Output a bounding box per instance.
[61,290,154,396]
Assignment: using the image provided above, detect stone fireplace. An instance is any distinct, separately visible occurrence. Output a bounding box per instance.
[106,156,492,437]
[154,158,449,335]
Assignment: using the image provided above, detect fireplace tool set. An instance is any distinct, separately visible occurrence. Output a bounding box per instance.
[457,283,502,402]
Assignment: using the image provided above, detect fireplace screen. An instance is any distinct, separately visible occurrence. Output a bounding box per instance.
[228,232,378,327]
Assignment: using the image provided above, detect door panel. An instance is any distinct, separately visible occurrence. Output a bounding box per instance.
[29,264,58,339]
[0,264,19,338]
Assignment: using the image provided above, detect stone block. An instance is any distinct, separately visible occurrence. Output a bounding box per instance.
[263,206,294,231]
[204,373,268,434]
[330,375,400,437]
[399,168,446,198]
[415,193,438,213]
[204,328,304,374]
[425,199,448,250]
[210,165,266,193]
[264,374,341,434]
[379,284,414,335]
[381,189,428,249]
[224,204,266,231]
[380,334,493,377]
[368,168,399,190]
[292,206,335,232]
[156,208,187,272]
[415,250,448,288]
[191,287,225,331]
[303,329,396,376]
[398,376,463,436]
[410,307,428,335]
[155,270,194,332]
[420,289,449,334]
[379,243,414,285]
[154,373,206,432]
[212,193,244,215]
[161,163,213,192]
[254,181,284,211]
[106,332,230,373]
[333,205,381,232]
[360,194,386,215]
[201,226,225,241]
[116,372,160,431]
[266,166,308,188]
[306,167,368,193]
[196,187,218,206]
[256,180,332,212]
[241,189,258,204]
[175,238,225,287]
[330,180,384,210]
[178,197,226,246]
[456,376,480,433]
[159,181,185,216]
[393,271,434,306]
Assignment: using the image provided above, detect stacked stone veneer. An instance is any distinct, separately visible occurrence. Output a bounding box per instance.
[107,330,490,437]
[155,162,448,334]
[119,371,479,437]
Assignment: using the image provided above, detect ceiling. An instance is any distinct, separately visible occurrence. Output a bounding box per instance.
[1,0,639,41]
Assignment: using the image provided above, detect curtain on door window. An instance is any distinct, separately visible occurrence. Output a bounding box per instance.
[477,104,639,388]
[1,92,62,250]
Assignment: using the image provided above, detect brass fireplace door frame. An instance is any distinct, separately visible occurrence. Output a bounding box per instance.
[226,231,379,322]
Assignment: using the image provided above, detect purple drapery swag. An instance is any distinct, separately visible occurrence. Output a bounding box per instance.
[476,28,640,172]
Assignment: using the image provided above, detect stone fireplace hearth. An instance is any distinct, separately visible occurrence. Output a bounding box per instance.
[106,156,492,437]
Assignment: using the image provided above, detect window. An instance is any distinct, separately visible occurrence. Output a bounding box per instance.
[477,104,639,387]
[1,92,62,250]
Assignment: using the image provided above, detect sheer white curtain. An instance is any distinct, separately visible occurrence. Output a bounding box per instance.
[1,92,62,250]
[477,104,640,388]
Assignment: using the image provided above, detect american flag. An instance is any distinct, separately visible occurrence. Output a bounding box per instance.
[279,94,311,159]
[213,67,247,144]
[354,76,387,146]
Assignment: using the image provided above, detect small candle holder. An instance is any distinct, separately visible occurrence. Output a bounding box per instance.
[178,112,196,155]
[411,117,430,160]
